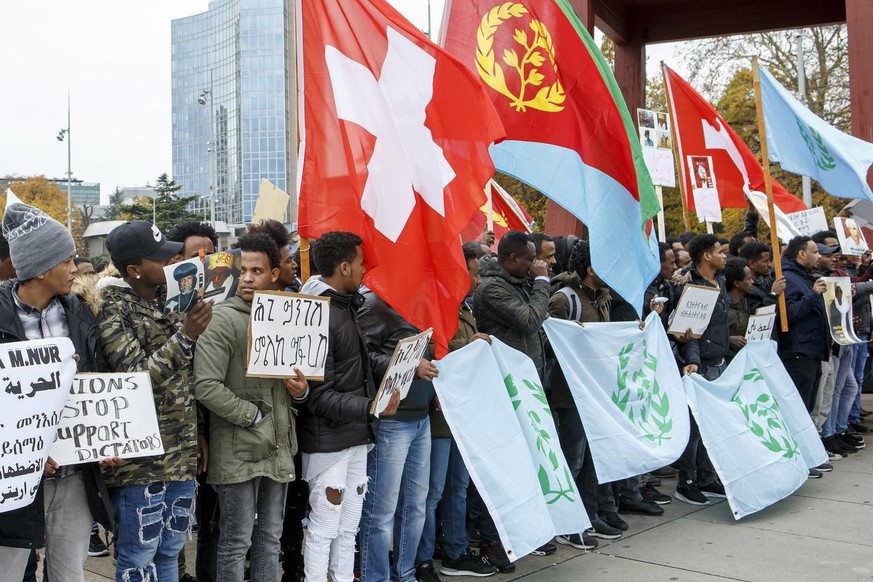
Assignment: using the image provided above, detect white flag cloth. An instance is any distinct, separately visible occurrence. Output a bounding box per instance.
[543,312,690,483]
[683,341,828,519]
[434,338,589,561]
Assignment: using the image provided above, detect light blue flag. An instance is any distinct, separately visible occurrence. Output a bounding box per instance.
[543,312,690,483]
[434,339,589,560]
[683,341,828,519]
[759,64,873,201]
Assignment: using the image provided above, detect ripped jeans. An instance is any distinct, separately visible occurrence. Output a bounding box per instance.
[302,445,368,582]
[111,480,196,582]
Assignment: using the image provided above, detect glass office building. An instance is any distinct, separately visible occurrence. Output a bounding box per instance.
[171,0,293,225]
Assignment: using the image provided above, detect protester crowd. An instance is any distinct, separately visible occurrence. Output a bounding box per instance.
[0,197,868,582]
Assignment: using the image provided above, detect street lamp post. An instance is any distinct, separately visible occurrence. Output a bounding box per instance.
[199,88,216,225]
[56,93,72,234]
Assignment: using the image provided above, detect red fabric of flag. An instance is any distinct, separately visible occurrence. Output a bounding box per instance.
[297,0,505,356]
[664,65,806,213]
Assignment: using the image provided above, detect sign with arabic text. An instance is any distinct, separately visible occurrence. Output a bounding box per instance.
[0,338,77,513]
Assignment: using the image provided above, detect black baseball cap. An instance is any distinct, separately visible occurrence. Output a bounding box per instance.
[106,221,183,265]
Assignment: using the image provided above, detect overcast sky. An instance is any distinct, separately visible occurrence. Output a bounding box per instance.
[0,1,675,204]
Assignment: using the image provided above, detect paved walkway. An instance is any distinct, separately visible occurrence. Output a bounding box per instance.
[81,398,873,582]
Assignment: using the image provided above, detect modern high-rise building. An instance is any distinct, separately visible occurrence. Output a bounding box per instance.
[171,0,295,226]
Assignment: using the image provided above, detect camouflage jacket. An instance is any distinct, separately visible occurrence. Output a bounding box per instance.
[96,281,198,487]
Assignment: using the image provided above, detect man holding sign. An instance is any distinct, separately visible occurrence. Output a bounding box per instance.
[297,232,400,582]
[194,233,308,581]
[0,198,116,582]
[357,287,439,582]
[671,234,730,505]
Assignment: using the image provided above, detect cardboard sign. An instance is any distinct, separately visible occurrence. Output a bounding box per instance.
[247,291,330,379]
[251,179,291,224]
[164,250,241,314]
[49,372,164,466]
[0,338,77,513]
[667,284,721,338]
[745,313,776,341]
[823,277,864,345]
[370,329,433,417]
[786,207,829,237]
[834,217,869,257]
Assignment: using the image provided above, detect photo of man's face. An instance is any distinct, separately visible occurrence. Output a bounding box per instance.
[179,274,195,294]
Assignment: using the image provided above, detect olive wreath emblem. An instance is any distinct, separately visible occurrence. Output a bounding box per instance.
[797,119,837,171]
[475,2,566,113]
[731,368,800,459]
[612,340,673,444]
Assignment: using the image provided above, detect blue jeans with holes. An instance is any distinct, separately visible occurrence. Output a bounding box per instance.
[360,417,431,582]
[415,437,470,567]
[111,480,196,582]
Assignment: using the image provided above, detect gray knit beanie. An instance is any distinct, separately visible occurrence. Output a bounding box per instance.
[2,195,77,281]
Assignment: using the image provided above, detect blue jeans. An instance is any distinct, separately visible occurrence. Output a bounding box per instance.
[849,337,870,425]
[215,477,287,582]
[111,480,196,582]
[360,418,431,582]
[415,438,470,567]
[825,345,857,437]
[555,408,598,520]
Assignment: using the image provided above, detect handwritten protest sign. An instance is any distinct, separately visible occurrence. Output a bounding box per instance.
[642,147,676,188]
[247,291,330,379]
[370,329,433,417]
[745,313,776,341]
[0,338,76,513]
[667,284,721,338]
[786,207,828,237]
[49,372,164,466]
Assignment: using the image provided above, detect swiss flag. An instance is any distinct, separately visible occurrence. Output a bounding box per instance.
[297,0,505,356]
[461,180,533,243]
[664,65,806,213]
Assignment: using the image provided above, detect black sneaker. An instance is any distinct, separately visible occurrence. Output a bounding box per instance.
[816,462,833,472]
[531,541,557,556]
[598,510,630,530]
[439,550,497,577]
[643,483,672,505]
[823,436,849,457]
[417,563,442,582]
[88,531,110,557]
[585,517,623,540]
[618,498,664,516]
[556,532,598,550]
[808,468,823,479]
[479,541,515,574]
[699,480,727,498]
[850,423,870,434]
[674,480,710,506]
[839,432,865,449]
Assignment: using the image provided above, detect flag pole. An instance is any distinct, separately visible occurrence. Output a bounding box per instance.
[752,57,788,333]
[485,180,494,232]
[661,61,691,231]
[292,0,310,284]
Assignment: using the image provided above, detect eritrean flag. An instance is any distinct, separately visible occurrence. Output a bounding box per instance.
[442,0,660,313]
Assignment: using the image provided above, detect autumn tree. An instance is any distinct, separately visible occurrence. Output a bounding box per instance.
[1,176,86,255]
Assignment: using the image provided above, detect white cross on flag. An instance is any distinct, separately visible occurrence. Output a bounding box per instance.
[297,0,505,355]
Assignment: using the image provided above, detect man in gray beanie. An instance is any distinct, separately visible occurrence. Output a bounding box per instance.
[0,195,119,582]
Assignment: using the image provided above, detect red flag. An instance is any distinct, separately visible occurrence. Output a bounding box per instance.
[461,180,533,243]
[664,65,806,213]
[297,0,505,356]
